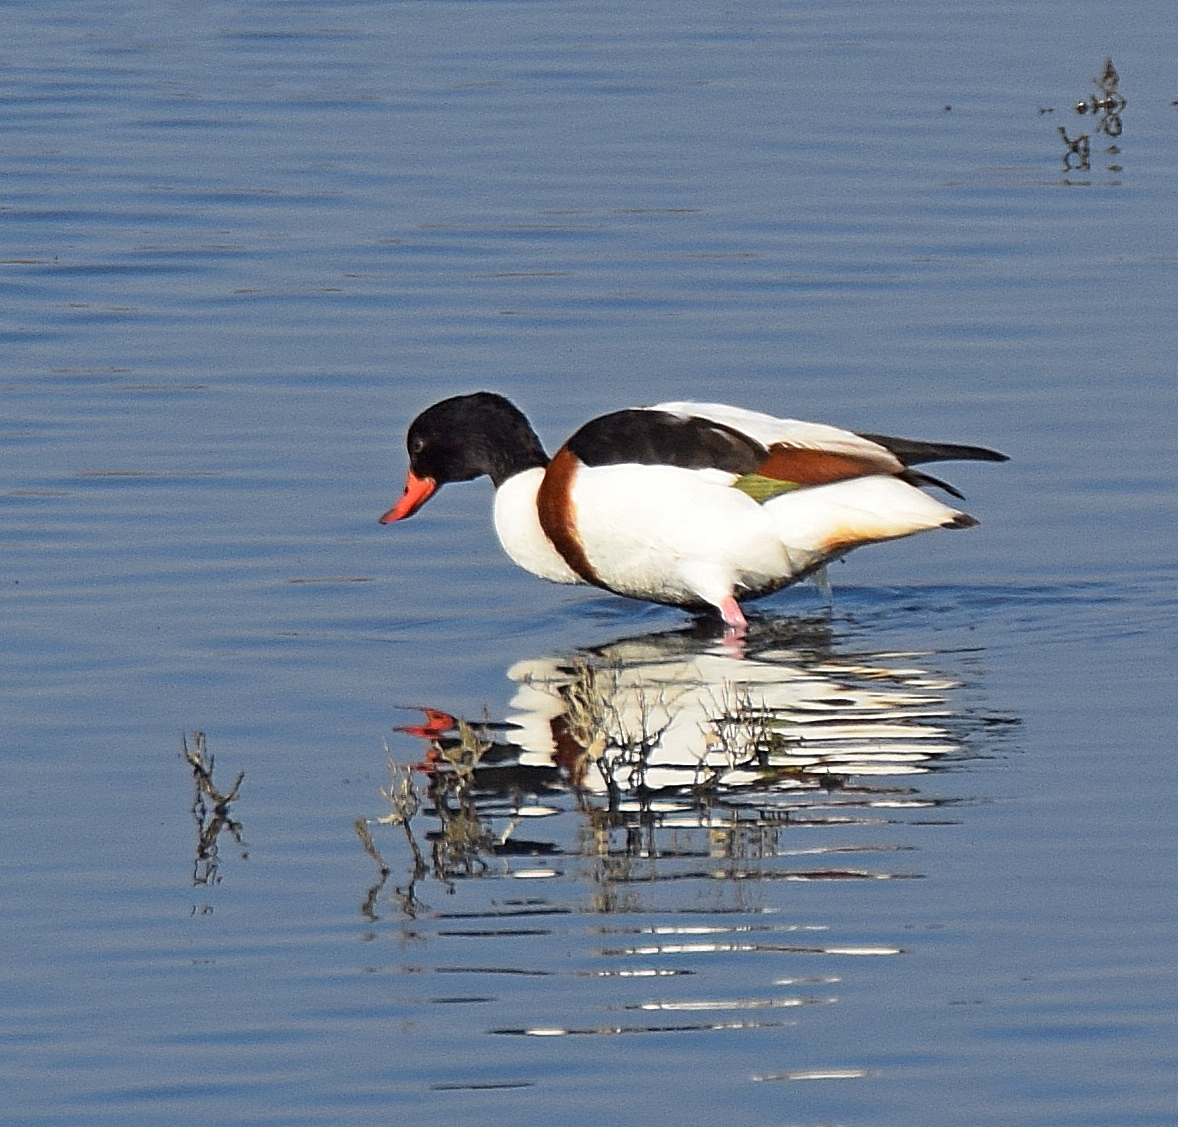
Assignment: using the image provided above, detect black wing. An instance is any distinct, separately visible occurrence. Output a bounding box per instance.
[567,409,767,473]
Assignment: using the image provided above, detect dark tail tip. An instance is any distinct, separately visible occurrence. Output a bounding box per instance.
[943,513,979,530]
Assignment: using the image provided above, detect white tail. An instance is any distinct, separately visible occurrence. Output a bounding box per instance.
[764,475,970,555]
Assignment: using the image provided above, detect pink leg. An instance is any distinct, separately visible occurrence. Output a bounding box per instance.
[718,596,747,658]
[718,595,746,628]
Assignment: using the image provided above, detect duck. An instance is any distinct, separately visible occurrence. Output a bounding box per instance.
[379,392,1007,629]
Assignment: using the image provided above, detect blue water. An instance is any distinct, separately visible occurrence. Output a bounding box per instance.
[2,1,1177,1124]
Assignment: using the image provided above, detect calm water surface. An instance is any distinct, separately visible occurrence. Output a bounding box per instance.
[2,2,1177,1125]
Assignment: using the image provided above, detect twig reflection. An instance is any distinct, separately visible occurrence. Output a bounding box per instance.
[1074,58,1126,136]
[1061,58,1126,175]
[183,730,246,886]
[355,753,430,918]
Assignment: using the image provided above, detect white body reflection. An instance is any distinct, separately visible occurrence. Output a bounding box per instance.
[500,623,961,795]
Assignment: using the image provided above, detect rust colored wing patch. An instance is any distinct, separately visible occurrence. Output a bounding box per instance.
[756,445,900,485]
[536,446,605,588]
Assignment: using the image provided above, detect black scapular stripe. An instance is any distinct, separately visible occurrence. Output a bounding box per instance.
[858,433,1009,466]
[566,409,767,473]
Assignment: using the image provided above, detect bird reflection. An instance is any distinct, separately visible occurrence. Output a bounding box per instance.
[360,618,1016,918]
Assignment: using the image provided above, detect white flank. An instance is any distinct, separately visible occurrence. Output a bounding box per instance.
[568,463,792,605]
[492,468,584,585]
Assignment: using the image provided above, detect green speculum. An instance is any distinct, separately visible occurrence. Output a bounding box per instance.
[731,473,801,503]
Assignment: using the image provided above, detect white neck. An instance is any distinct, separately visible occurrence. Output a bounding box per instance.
[492,469,584,585]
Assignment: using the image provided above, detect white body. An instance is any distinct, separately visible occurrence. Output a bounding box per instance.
[504,642,958,792]
[491,455,966,610]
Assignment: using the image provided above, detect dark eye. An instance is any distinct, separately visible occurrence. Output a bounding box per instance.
[408,436,425,455]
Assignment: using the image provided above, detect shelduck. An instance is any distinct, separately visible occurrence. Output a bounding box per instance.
[379,393,1007,628]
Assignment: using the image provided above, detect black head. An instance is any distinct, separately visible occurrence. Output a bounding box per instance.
[406,392,548,487]
[380,393,549,523]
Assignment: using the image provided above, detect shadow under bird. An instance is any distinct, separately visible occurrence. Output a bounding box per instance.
[379,393,1007,629]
